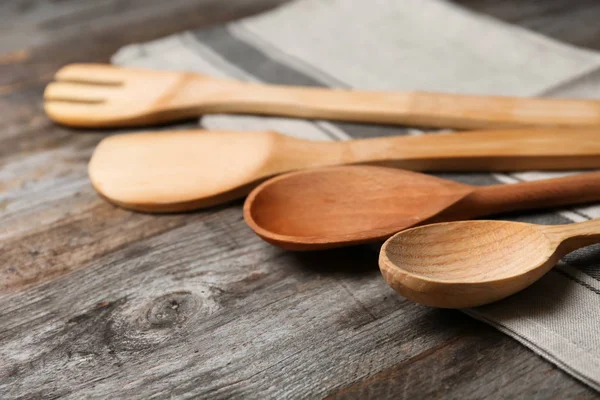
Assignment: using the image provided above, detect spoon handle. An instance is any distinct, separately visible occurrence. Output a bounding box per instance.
[344,128,600,171]
[541,219,600,253]
[207,81,600,130]
[440,172,600,221]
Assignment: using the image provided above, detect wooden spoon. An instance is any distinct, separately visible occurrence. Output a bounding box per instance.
[90,128,600,212]
[45,64,600,129]
[379,219,600,308]
[244,165,600,250]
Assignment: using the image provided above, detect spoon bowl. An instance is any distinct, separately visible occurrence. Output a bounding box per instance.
[379,221,559,308]
[244,166,471,250]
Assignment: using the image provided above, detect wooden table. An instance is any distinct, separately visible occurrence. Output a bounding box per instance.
[2,1,600,398]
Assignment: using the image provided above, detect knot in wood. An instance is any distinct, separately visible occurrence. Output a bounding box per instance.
[146,291,195,328]
[106,290,209,352]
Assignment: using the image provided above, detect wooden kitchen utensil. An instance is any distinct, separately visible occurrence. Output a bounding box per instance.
[45,63,600,129]
[244,165,600,250]
[90,128,600,212]
[379,219,600,308]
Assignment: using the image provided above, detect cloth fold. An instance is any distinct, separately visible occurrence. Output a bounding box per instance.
[113,0,600,389]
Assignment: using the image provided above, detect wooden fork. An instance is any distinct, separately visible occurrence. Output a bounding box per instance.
[44,63,600,129]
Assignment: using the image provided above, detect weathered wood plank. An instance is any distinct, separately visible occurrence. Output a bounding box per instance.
[0,0,288,53]
[2,1,600,399]
[0,213,593,399]
[0,218,452,398]
[327,321,596,399]
[454,0,600,51]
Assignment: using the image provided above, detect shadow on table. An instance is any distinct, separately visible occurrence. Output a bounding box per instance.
[287,243,382,277]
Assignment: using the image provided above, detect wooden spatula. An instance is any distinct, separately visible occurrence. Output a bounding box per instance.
[45,64,600,129]
[89,128,600,212]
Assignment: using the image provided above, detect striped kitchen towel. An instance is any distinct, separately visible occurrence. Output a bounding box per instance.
[113,0,600,389]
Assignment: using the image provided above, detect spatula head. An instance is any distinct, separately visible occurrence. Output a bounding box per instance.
[244,165,474,250]
[89,130,285,212]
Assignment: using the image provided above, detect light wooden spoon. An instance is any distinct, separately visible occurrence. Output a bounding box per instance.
[45,63,600,129]
[244,166,600,250]
[90,128,600,212]
[379,219,600,308]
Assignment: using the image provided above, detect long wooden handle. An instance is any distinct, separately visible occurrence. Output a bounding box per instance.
[438,172,600,221]
[196,79,600,129]
[541,219,600,252]
[340,128,600,171]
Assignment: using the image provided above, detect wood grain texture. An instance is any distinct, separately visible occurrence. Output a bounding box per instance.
[2,0,600,399]
[380,219,600,308]
[43,63,600,129]
[327,321,594,399]
[244,166,473,249]
[244,166,600,250]
[380,220,559,308]
[91,128,600,213]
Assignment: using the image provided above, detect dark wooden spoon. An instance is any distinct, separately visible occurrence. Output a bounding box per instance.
[244,165,600,250]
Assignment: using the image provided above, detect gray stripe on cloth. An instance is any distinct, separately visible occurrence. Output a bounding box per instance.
[194,26,417,140]
[556,268,600,296]
[194,26,329,88]
[462,304,600,392]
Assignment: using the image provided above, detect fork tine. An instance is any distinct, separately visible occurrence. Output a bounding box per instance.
[54,63,127,85]
[44,101,110,126]
[44,82,115,103]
